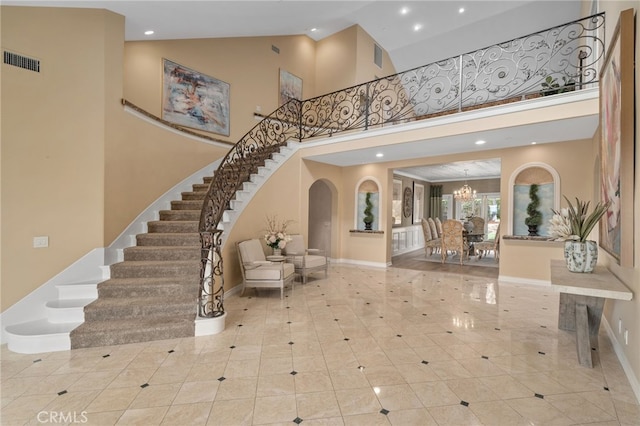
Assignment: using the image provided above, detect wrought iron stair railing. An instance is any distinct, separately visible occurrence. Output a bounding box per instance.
[198,13,605,317]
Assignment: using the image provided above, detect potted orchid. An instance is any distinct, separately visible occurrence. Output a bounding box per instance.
[549,196,611,273]
[264,215,293,255]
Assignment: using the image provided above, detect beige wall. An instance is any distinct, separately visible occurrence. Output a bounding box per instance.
[124,35,317,144]
[315,25,396,95]
[1,7,122,310]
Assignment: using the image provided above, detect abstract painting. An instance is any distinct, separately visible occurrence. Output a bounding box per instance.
[279,69,302,106]
[162,59,230,136]
[599,9,634,267]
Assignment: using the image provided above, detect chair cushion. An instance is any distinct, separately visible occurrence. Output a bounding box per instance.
[245,262,294,280]
[288,255,326,269]
[238,239,266,263]
[283,235,305,255]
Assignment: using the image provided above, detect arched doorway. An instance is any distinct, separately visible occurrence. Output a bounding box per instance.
[308,180,333,257]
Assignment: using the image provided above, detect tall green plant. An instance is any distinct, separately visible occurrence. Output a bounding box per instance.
[363,192,374,226]
[525,184,542,226]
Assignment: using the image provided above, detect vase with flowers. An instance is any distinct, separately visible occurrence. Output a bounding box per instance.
[264,215,293,256]
[549,196,611,273]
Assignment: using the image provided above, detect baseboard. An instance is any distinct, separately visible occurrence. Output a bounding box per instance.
[0,248,106,344]
[498,275,551,287]
[602,317,640,404]
[332,258,389,269]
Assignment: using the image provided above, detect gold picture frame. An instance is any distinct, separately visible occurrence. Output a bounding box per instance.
[598,9,634,267]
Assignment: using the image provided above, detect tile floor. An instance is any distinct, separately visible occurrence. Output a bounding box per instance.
[2,263,639,425]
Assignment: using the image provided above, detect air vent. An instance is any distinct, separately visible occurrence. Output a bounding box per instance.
[4,51,40,72]
[271,45,280,54]
[374,44,382,68]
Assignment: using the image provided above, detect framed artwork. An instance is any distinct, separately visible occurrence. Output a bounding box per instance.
[598,9,634,267]
[403,187,413,218]
[279,69,302,106]
[162,59,230,136]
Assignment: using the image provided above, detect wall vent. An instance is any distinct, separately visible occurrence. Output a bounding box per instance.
[4,51,40,72]
[271,45,280,54]
[374,44,382,68]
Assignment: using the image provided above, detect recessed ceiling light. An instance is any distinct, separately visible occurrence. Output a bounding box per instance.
[475,140,486,145]
[144,30,154,36]
[531,141,537,145]
[459,7,465,14]
[376,153,384,158]
[310,28,317,32]
[400,7,410,15]
[413,23,423,31]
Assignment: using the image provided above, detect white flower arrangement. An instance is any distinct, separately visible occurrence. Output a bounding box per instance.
[549,197,611,242]
[264,215,293,250]
[548,208,575,241]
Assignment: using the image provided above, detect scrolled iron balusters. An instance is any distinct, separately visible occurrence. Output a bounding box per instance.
[197,99,302,317]
[197,13,605,318]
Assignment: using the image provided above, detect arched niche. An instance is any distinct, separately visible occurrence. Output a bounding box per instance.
[508,162,560,236]
[355,177,381,231]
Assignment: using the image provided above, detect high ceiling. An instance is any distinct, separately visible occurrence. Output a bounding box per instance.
[4,0,588,181]
[4,0,582,73]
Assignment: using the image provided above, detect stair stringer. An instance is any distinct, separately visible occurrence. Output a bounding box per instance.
[105,159,222,265]
[216,142,298,241]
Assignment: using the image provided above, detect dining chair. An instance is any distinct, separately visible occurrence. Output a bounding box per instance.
[441,219,469,265]
[475,223,500,262]
[421,218,441,256]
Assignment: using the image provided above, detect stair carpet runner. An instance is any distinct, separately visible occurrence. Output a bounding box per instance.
[70,145,282,349]
[69,179,210,348]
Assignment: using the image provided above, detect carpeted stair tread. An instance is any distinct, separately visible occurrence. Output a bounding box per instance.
[136,233,200,246]
[171,200,204,210]
[110,260,200,278]
[147,220,199,233]
[192,183,209,192]
[83,295,196,321]
[124,246,200,261]
[159,210,200,221]
[70,315,195,349]
[98,277,197,298]
[181,191,206,201]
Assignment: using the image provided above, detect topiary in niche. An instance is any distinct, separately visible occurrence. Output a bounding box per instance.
[363,192,374,230]
[524,183,543,236]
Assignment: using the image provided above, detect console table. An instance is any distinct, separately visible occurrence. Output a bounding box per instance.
[549,259,633,368]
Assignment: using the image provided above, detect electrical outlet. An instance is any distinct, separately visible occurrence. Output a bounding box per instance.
[33,236,49,248]
[624,329,629,345]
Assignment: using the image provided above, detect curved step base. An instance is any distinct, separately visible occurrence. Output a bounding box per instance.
[5,319,81,354]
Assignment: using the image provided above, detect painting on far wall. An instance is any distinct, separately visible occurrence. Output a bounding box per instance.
[598,9,634,267]
[162,59,230,136]
[279,69,302,106]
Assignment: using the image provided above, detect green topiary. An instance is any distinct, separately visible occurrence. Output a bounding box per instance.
[525,184,543,226]
[363,192,374,227]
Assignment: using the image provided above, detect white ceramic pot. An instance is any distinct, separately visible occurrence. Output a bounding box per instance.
[564,240,598,273]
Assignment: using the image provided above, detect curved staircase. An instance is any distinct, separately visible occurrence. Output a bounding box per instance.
[5,144,294,353]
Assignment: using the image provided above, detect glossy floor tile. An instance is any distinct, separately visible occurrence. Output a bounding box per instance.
[1,263,638,425]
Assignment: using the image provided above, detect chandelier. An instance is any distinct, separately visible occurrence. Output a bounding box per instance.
[454,170,477,201]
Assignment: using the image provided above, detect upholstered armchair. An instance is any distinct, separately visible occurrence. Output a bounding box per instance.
[421,218,441,256]
[236,239,295,299]
[475,223,500,262]
[283,234,328,284]
[441,219,470,265]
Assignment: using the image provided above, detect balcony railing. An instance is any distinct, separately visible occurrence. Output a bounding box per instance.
[198,13,605,318]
